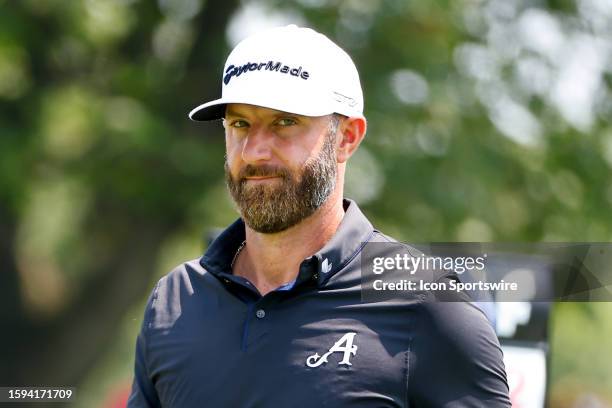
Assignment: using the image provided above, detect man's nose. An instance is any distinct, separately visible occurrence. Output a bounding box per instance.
[241,125,273,163]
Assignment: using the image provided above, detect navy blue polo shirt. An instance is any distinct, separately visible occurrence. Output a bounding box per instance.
[128,199,510,407]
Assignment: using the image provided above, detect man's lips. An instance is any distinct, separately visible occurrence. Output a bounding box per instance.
[243,175,281,181]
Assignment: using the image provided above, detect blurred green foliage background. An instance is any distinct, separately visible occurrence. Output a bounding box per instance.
[1,0,612,406]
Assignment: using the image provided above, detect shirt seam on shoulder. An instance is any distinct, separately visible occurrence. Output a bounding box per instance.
[146,277,164,332]
[141,276,165,397]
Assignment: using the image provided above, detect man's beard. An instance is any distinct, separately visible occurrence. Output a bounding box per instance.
[225,131,337,234]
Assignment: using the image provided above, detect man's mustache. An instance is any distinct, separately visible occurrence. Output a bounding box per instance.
[238,164,291,180]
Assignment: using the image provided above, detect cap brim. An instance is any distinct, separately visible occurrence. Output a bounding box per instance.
[189,94,344,122]
[189,99,227,121]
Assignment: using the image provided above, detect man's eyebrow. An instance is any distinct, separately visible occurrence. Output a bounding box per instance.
[225,108,246,118]
[225,108,298,119]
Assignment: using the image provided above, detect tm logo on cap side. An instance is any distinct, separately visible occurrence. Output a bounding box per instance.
[224,60,310,85]
[333,91,357,107]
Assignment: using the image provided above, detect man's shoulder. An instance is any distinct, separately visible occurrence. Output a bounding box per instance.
[362,230,440,279]
[162,258,208,281]
[368,230,426,257]
[142,258,216,329]
[153,258,209,294]
[360,231,475,302]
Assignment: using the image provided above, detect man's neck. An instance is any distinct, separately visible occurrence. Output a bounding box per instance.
[233,193,345,296]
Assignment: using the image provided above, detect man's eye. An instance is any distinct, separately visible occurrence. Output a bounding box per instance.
[277,118,297,126]
[231,120,249,128]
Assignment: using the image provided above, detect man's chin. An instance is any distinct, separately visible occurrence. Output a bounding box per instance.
[244,221,294,235]
[239,202,322,234]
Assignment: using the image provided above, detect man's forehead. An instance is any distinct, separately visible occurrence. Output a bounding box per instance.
[225,103,324,119]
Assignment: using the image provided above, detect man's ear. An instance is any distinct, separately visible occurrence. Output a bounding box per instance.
[336,116,367,163]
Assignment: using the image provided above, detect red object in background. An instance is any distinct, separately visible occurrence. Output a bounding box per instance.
[101,381,131,408]
[508,366,525,408]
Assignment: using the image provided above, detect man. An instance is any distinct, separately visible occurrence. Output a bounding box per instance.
[128,25,510,407]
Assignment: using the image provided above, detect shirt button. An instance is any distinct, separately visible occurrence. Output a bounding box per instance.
[255,309,266,319]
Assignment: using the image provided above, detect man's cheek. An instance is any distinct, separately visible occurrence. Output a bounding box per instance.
[225,151,240,170]
[223,160,241,183]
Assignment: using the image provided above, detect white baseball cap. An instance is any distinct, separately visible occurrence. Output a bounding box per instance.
[188,25,364,121]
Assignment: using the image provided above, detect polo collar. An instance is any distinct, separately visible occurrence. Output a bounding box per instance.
[200,198,374,288]
[309,198,374,286]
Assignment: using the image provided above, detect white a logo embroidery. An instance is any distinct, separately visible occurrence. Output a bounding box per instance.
[306,332,358,368]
